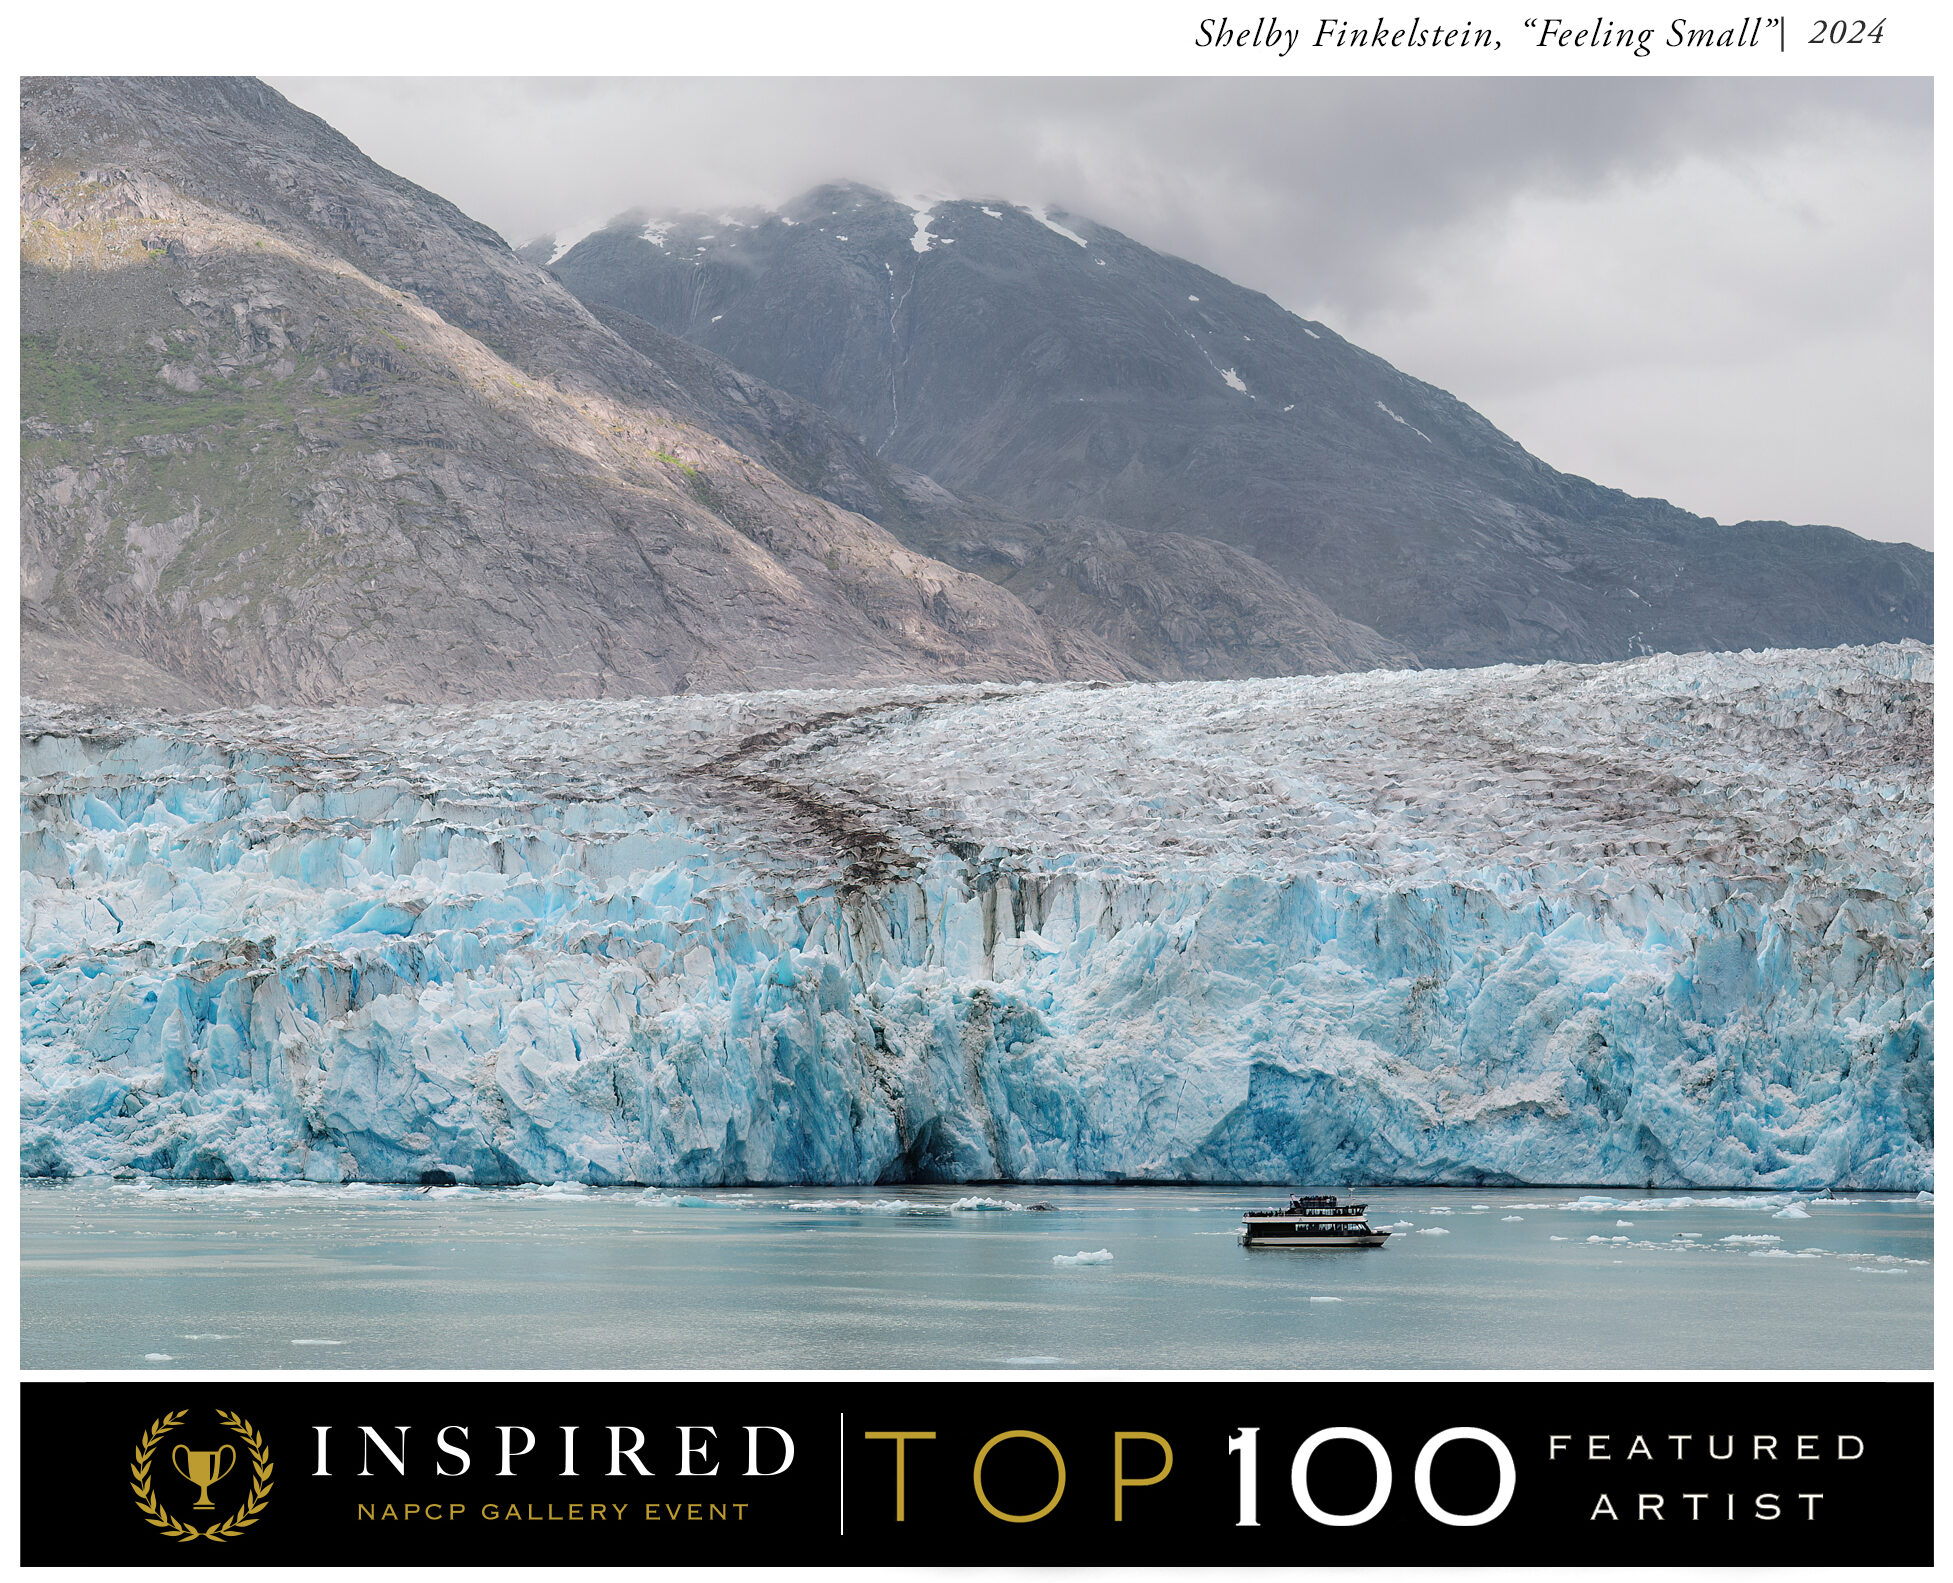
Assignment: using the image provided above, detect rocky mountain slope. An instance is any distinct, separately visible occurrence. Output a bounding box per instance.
[582,297,1415,679]
[20,79,1411,707]
[549,183,1932,668]
[21,644,1931,1188]
[18,80,1069,707]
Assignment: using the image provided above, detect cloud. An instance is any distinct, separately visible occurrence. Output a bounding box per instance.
[269,76,1931,547]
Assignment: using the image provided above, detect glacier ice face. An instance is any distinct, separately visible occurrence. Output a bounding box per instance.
[18,644,1933,1189]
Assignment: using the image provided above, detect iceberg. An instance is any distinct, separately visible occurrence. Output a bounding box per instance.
[18,645,1932,1189]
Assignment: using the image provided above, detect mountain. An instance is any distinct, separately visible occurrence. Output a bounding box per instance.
[580,297,1415,678]
[19,80,1410,709]
[548,182,1932,668]
[18,80,1077,707]
[22,644,1931,1188]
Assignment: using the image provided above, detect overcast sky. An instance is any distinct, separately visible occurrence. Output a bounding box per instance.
[270,76,1931,548]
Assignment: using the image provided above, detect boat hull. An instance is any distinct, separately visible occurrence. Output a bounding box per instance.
[1241,1232,1391,1248]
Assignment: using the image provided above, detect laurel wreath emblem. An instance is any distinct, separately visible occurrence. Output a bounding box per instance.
[130,1410,274,1542]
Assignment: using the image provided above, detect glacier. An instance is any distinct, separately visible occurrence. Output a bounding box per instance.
[18,644,1932,1189]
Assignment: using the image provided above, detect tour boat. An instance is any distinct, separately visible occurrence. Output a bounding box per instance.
[1240,1193,1392,1248]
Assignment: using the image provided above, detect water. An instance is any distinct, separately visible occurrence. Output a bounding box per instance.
[20,1182,1931,1370]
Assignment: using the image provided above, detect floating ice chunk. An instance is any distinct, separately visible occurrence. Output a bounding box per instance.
[533,1183,591,1198]
[1606,1194,1785,1212]
[1501,1216,1524,1222]
[950,1195,1027,1212]
[1853,1267,1906,1275]
[1303,327,1321,338]
[1423,1209,1454,1215]
[1549,1236,1570,1241]
[981,208,1002,219]
[1382,1221,1414,1229]
[1187,295,1200,302]
[1917,1191,1935,1203]
[1616,1220,1635,1226]
[710,314,724,323]
[1220,368,1247,393]
[1415,1227,1450,1236]
[1053,1249,1114,1266]
[1773,1203,1811,1219]
[1749,1248,1822,1259]
[1282,404,1294,411]
[1308,1296,1343,1302]
[1721,1234,1782,1245]
[144,1353,174,1361]
[291,1339,344,1346]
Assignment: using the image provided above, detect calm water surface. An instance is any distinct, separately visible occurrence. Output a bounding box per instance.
[20,1182,1932,1370]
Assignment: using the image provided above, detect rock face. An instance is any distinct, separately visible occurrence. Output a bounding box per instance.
[581,297,1416,680]
[19,79,1098,706]
[20,644,1932,1189]
[21,79,1416,706]
[550,182,1933,668]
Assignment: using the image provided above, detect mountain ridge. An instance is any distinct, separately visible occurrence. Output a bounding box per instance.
[20,79,1411,706]
[546,180,1930,668]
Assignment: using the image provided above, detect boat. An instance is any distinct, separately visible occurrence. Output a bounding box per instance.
[1240,1193,1392,1248]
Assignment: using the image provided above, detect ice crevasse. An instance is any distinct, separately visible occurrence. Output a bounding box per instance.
[18,644,1932,1189]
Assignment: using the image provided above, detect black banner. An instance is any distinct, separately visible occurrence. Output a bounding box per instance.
[22,1381,1930,1566]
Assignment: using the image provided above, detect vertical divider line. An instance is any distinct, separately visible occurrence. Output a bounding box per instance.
[839,1410,846,1537]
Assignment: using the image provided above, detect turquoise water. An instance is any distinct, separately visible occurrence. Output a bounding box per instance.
[20,1182,1932,1370]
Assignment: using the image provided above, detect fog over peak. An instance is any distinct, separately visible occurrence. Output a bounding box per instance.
[271,75,1930,548]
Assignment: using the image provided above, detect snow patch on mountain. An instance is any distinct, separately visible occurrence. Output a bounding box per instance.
[1376,401,1433,442]
[888,193,941,253]
[1025,205,1090,248]
[546,223,602,264]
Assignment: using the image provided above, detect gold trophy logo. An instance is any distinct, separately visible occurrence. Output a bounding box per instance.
[172,1442,238,1508]
[132,1410,273,1541]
